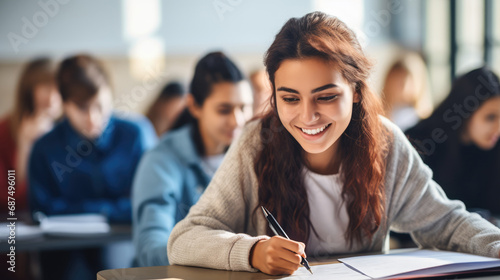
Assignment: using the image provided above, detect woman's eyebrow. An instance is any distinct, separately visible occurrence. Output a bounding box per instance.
[277,83,338,94]
[311,83,338,93]
[276,86,299,94]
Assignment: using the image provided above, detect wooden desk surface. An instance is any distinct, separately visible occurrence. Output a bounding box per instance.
[97,249,352,280]
[97,249,500,280]
[98,264,285,280]
[97,259,342,280]
[97,263,500,280]
[96,251,390,280]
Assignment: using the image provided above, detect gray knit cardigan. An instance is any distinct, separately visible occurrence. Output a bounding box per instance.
[168,118,500,272]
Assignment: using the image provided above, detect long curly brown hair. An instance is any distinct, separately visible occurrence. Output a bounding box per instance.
[254,12,389,246]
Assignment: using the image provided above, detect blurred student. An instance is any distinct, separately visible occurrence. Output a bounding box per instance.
[406,67,500,220]
[0,58,61,280]
[0,58,61,218]
[146,81,187,137]
[381,52,433,131]
[132,51,252,267]
[28,54,157,280]
[249,69,272,116]
[167,13,500,276]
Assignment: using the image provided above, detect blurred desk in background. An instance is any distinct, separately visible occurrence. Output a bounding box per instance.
[0,224,131,253]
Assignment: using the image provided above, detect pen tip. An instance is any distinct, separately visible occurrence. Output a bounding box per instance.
[308,268,313,274]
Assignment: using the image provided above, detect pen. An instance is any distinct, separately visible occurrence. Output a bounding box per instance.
[261,206,313,274]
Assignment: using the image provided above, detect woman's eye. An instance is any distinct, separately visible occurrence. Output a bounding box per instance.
[318,95,337,101]
[485,114,497,122]
[283,97,299,103]
[78,105,90,112]
[218,109,231,115]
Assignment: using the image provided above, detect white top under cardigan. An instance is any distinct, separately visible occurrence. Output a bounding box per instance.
[304,168,363,256]
[168,117,500,272]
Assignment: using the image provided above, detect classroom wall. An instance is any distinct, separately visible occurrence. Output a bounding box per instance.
[0,0,317,116]
[0,0,314,59]
[0,0,436,117]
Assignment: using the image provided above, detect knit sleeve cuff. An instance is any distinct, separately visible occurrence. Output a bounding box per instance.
[229,235,269,272]
[489,242,500,258]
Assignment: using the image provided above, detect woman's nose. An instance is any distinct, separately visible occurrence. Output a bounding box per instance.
[300,100,320,124]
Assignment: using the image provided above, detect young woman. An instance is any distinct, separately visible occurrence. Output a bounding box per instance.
[406,67,500,220]
[132,52,253,267]
[0,57,61,218]
[167,12,500,276]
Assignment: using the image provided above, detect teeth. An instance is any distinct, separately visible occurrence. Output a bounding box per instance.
[301,124,329,135]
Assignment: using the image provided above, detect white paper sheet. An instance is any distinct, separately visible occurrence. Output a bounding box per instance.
[339,249,500,278]
[283,263,370,280]
[0,222,43,240]
[40,213,110,236]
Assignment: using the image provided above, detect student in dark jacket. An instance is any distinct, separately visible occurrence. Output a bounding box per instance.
[406,67,500,219]
[28,54,157,280]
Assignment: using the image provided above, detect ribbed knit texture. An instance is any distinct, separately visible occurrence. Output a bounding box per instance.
[168,117,500,271]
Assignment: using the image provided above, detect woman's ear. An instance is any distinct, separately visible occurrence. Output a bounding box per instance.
[186,94,201,119]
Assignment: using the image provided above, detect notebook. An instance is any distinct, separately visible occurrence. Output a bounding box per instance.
[283,249,500,279]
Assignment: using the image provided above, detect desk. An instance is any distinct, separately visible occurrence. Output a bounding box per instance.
[97,250,500,280]
[97,251,366,280]
[0,224,131,253]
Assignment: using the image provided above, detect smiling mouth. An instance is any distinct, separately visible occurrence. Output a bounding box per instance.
[300,124,331,135]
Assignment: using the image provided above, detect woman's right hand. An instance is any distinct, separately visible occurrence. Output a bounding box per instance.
[250,236,306,275]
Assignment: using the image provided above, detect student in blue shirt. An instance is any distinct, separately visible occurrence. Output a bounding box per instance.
[132,51,253,266]
[29,54,157,221]
[28,54,157,280]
